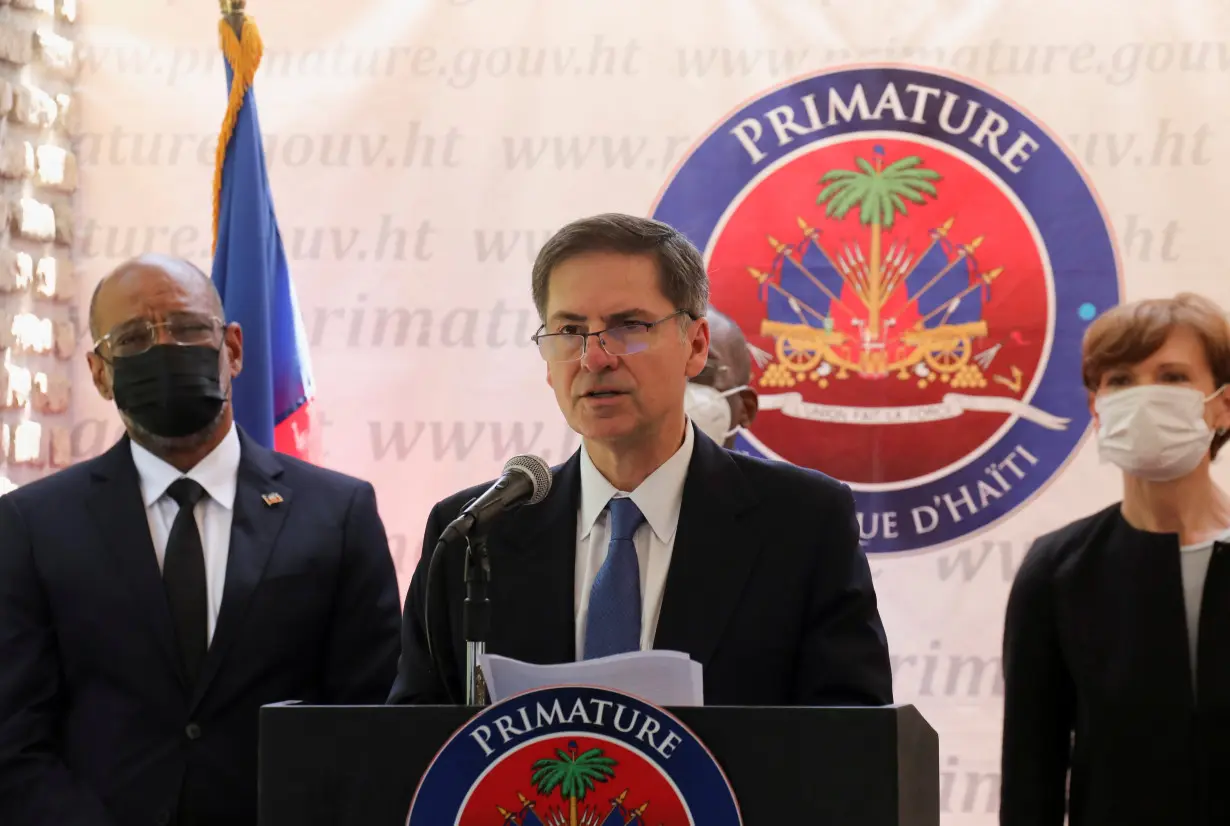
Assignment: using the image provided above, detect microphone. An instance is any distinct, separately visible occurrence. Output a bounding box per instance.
[426,454,552,703]
[437,454,553,547]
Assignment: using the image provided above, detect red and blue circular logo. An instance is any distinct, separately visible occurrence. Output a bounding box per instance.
[406,686,741,825]
[651,65,1123,554]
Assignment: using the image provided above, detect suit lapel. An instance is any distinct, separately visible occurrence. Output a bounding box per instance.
[190,433,290,711]
[654,430,761,665]
[487,452,580,664]
[86,437,186,685]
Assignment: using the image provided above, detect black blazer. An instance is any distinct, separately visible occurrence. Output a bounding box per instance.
[1001,503,1230,826]
[0,429,402,826]
[388,424,893,708]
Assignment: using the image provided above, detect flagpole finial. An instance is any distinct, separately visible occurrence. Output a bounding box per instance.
[220,0,246,37]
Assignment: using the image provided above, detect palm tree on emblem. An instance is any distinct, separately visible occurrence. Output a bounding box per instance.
[530,741,617,826]
[816,148,940,338]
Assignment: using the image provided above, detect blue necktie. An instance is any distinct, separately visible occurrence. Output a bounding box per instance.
[584,497,645,659]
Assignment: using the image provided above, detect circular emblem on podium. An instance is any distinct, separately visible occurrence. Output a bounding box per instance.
[650,65,1122,555]
[406,686,742,825]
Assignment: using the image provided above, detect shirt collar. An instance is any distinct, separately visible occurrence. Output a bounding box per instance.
[129,422,241,510]
[578,419,695,544]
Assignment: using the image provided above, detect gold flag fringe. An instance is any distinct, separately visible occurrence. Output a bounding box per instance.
[212,16,264,254]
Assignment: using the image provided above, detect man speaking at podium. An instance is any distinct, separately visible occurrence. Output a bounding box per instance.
[388,214,893,707]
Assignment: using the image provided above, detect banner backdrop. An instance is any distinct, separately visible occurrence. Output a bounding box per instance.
[72,1,1230,821]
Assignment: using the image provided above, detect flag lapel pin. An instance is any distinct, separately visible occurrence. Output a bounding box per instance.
[262,492,284,507]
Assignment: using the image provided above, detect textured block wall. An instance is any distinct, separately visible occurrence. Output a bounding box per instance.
[0,0,78,494]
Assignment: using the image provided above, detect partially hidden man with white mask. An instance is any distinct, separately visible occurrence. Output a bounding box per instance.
[1000,292,1230,826]
[683,305,759,447]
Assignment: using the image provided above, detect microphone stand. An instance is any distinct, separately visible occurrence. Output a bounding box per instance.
[463,532,491,707]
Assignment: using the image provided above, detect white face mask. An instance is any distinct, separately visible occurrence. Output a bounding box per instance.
[685,382,747,444]
[1094,384,1225,481]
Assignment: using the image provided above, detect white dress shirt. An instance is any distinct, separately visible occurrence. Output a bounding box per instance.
[130,423,241,646]
[574,420,695,659]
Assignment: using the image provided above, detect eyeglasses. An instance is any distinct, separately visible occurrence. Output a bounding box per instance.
[94,313,225,359]
[532,309,693,363]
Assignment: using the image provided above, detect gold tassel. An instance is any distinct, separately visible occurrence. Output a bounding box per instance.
[212,16,264,254]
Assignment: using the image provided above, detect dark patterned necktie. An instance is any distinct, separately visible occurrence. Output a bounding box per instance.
[584,497,645,659]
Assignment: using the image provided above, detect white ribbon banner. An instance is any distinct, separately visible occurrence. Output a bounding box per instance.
[757,392,1072,430]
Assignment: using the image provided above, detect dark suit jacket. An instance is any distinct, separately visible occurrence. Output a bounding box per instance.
[0,429,402,826]
[1001,503,1230,826]
[388,424,893,707]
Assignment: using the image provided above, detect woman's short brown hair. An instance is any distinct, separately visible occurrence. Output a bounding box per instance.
[1082,292,1230,458]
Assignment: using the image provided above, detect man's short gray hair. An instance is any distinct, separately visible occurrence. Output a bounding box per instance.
[531,213,709,321]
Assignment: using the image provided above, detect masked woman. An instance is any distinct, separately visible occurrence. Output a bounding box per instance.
[1000,292,1230,826]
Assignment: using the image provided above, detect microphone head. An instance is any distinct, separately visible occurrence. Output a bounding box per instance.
[502,454,552,505]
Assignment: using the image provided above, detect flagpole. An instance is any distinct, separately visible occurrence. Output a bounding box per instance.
[210,2,319,460]
[212,0,263,254]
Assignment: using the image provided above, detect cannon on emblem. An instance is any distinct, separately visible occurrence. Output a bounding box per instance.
[899,320,988,374]
[759,319,847,373]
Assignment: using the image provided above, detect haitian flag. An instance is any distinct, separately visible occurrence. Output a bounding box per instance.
[210,12,316,460]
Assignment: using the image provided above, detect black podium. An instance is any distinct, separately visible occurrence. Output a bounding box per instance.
[258,702,938,825]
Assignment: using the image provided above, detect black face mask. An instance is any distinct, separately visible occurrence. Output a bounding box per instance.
[111,344,227,438]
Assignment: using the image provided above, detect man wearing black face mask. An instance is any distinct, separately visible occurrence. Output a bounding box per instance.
[0,254,401,826]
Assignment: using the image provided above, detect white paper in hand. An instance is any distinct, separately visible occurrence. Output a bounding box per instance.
[478,650,704,707]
